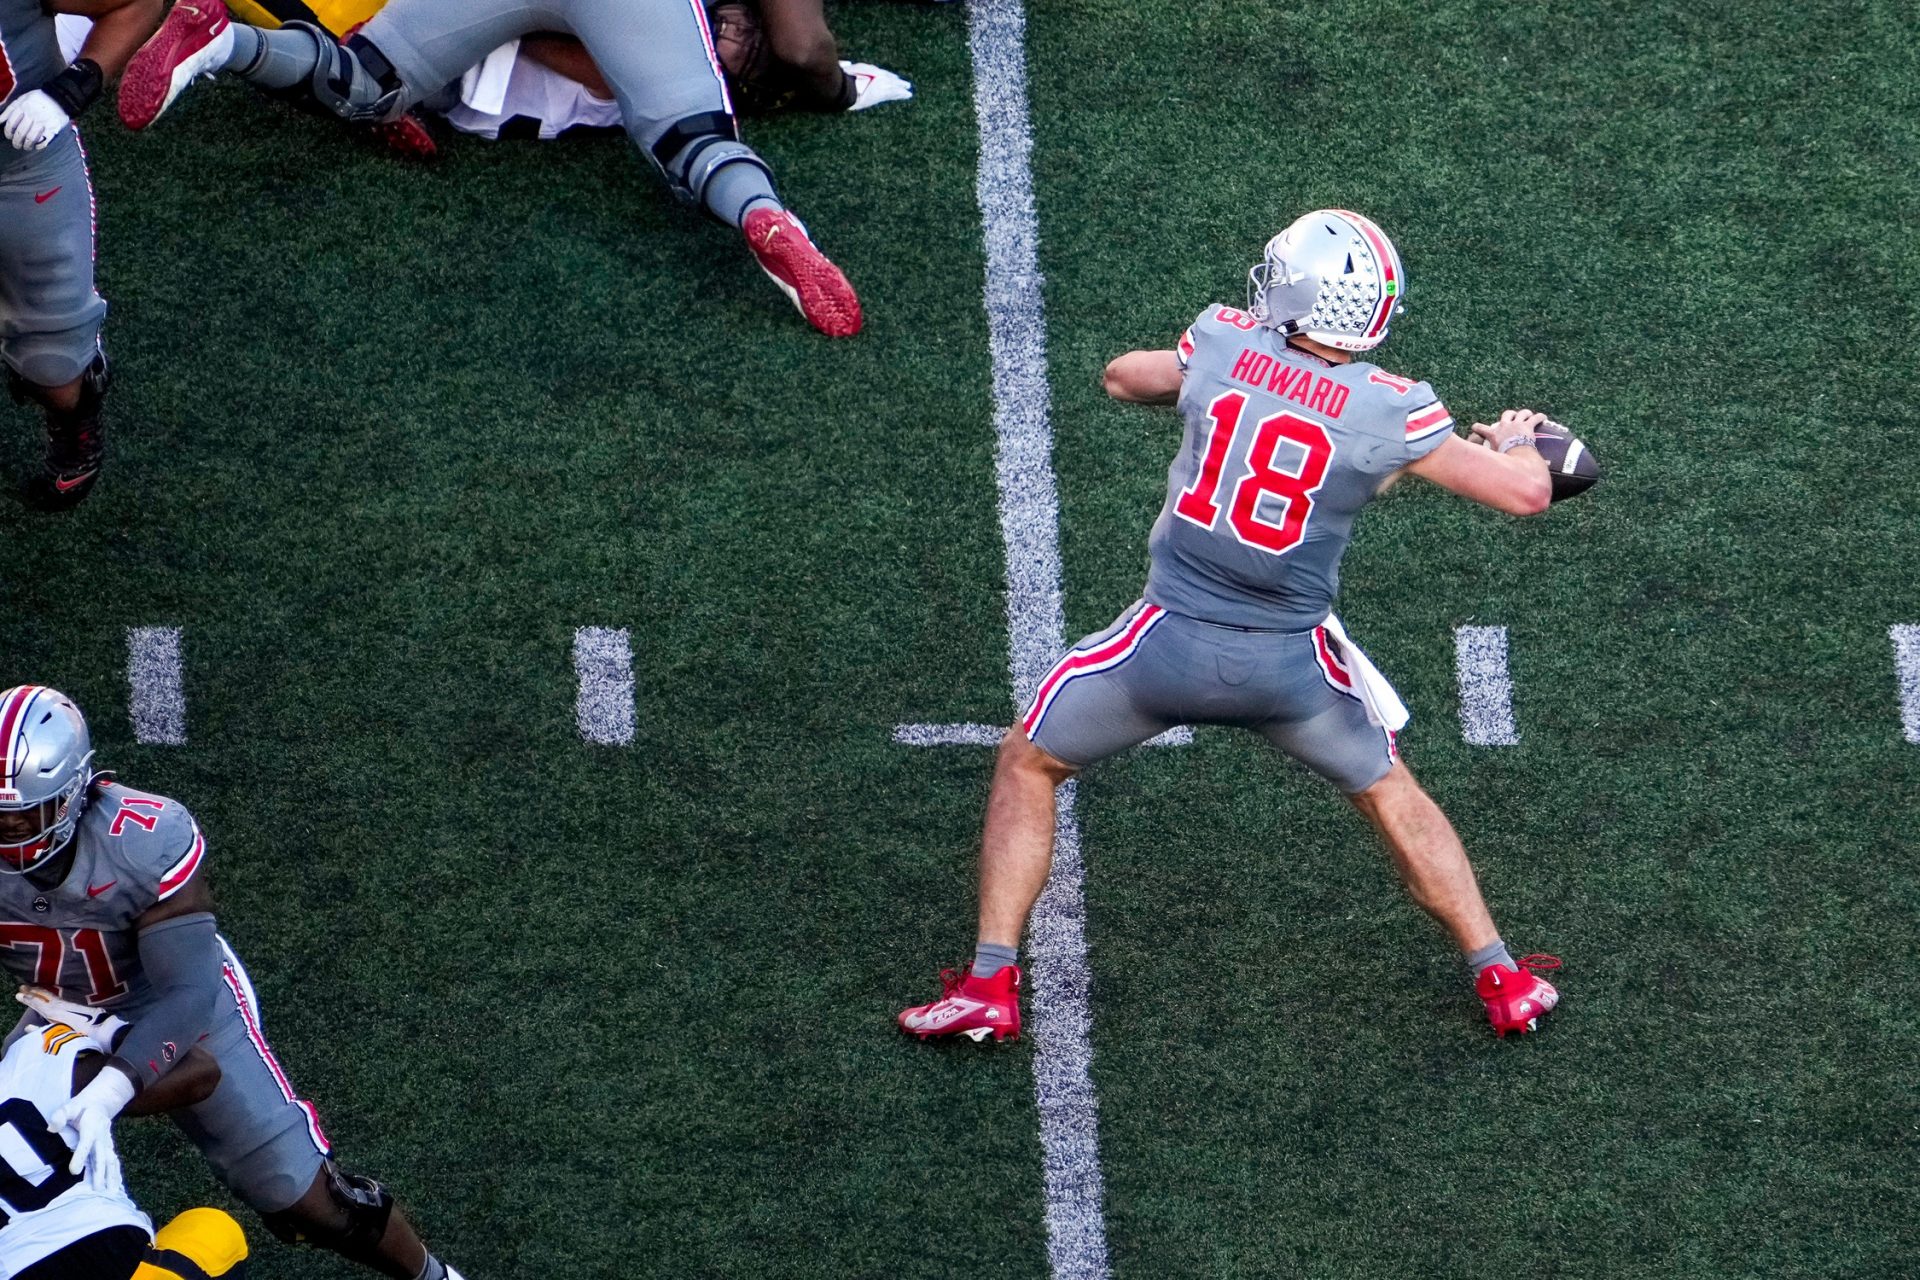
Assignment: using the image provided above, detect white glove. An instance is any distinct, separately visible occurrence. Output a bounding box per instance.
[47,1066,134,1192]
[0,90,72,152]
[840,61,913,111]
[17,986,130,1048]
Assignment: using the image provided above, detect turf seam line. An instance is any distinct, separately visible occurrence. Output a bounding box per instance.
[1454,625,1519,747]
[1892,624,1920,745]
[572,627,636,746]
[894,722,1192,748]
[126,627,187,746]
[967,0,1112,1273]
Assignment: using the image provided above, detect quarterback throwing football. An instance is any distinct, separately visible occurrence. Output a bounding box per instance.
[901,210,1564,1043]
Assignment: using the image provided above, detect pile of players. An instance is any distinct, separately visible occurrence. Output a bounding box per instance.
[1,0,918,510]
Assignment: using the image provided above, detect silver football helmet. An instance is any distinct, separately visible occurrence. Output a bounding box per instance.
[0,686,95,874]
[1247,209,1406,352]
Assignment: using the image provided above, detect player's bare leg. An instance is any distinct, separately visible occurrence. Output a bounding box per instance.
[900,730,1075,1042]
[1348,760,1561,1035]
[1347,761,1498,951]
[976,730,1079,946]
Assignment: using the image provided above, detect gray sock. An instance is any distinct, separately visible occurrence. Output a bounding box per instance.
[972,942,1018,979]
[412,1254,447,1280]
[228,24,326,91]
[703,161,781,229]
[1466,939,1515,977]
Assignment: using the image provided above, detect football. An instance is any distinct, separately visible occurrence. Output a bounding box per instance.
[1532,419,1601,502]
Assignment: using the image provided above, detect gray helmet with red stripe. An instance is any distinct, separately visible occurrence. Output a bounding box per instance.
[1247,209,1406,352]
[0,686,94,874]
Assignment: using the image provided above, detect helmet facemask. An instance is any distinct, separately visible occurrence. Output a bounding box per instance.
[0,686,95,875]
[0,770,86,873]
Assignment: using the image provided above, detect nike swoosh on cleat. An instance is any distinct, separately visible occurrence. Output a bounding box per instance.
[87,880,117,897]
[34,188,61,204]
[53,471,98,493]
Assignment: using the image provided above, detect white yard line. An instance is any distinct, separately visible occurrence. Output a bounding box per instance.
[896,722,1191,749]
[1892,625,1920,745]
[126,627,186,746]
[893,722,1007,747]
[1453,625,1520,747]
[966,0,1112,1274]
[571,627,636,746]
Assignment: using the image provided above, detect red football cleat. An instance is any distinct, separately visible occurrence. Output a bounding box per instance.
[742,207,863,338]
[370,112,439,161]
[1477,954,1562,1038]
[119,0,233,131]
[899,964,1021,1042]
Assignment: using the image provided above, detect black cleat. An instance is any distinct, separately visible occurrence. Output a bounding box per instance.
[18,355,109,511]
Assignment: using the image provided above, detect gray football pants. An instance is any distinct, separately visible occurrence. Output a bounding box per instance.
[0,129,106,388]
[5,938,329,1213]
[1021,600,1400,794]
[363,0,733,157]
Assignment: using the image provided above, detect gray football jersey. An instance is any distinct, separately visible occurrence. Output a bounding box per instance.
[0,0,65,114]
[1144,304,1456,630]
[0,778,206,1013]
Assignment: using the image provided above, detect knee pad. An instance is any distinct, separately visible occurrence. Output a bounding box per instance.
[648,110,772,211]
[260,1160,395,1262]
[256,24,406,123]
[4,330,105,393]
[6,348,106,413]
[143,1207,251,1278]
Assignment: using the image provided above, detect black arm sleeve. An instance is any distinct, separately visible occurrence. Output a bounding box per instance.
[112,913,223,1089]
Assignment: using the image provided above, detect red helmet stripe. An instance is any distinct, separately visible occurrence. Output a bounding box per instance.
[1331,210,1399,340]
[0,686,42,790]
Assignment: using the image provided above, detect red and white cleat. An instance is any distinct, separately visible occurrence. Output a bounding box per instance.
[1477,954,1562,1038]
[742,207,863,338]
[899,964,1021,1042]
[119,0,234,131]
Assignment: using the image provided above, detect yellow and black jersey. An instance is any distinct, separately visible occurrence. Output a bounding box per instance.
[225,0,385,36]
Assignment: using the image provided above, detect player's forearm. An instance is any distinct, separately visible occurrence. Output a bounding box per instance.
[69,0,165,80]
[114,912,223,1090]
[1103,350,1182,404]
[123,1046,220,1113]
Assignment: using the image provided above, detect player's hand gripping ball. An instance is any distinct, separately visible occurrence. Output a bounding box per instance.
[1530,418,1601,502]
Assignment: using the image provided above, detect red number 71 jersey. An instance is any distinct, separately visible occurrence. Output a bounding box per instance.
[0,779,206,1012]
[1145,304,1455,631]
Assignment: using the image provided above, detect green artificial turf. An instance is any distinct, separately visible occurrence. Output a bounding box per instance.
[2,1,1916,1276]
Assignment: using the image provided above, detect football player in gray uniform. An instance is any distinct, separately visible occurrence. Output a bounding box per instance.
[0,686,466,1280]
[0,0,162,508]
[118,0,863,336]
[901,210,1567,1043]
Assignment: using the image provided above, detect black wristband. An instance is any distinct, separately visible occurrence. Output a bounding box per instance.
[41,59,105,120]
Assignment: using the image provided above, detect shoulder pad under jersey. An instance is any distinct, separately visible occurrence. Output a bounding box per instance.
[84,780,207,905]
[1343,361,1455,456]
[1176,304,1265,370]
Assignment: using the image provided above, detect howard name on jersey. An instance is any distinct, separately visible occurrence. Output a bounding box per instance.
[0,779,206,1013]
[1146,304,1456,631]
[0,1023,150,1273]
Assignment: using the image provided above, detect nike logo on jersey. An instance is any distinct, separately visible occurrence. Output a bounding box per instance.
[87,880,117,898]
[33,188,60,204]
